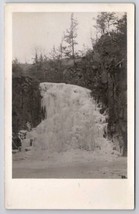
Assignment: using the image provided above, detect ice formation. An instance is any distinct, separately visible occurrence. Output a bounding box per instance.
[31,82,112,154]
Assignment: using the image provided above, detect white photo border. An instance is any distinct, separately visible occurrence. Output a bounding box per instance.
[5,3,134,209]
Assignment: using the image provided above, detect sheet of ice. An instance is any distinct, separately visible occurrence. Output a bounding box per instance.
[29,82,113,157]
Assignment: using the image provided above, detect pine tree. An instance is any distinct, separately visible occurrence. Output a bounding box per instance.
[63,13,78,64]
[94,12,116,36]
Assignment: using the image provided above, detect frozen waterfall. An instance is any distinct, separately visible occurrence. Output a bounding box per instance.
[31,82,112,154]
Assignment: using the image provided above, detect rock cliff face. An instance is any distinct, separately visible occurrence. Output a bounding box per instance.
[12,76,41,134]
[32,82,113,154]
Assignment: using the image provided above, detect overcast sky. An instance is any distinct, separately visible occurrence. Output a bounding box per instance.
[13,12,124,63]
[13,12,99,63]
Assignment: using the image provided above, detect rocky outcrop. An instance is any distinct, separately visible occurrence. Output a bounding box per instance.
[12,76,41,134]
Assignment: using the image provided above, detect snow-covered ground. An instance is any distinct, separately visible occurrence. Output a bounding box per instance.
[13,83,127,178]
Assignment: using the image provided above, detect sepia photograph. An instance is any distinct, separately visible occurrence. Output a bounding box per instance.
[5,3,134,209]
[12,12,128,179]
